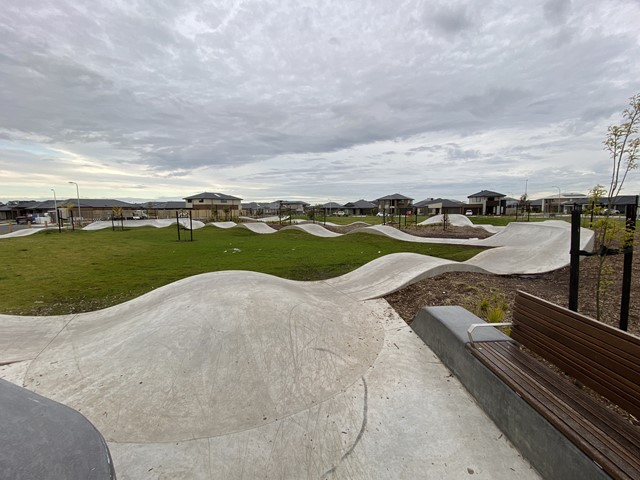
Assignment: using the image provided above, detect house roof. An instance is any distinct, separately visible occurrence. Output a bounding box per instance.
[574,195,638,206]
[59,199,136,208]
[414,198,464,208]
[343,199,376,208]
[322,201,344,209]
[144,201,187,209]
[468,190,506,198]
[184,192,242,201]
[278,200,310,206]
[376,193,414,201]
[242,202,268,209]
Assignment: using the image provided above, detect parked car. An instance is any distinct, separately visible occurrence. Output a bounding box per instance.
[16,214,37,224]
[603,209,620,215]
[465,210,473,216]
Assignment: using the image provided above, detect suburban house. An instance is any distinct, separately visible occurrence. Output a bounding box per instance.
[277,200,309,215]
[467,190,506,215]
[322,201,344,215]
[0,199,139,223]
[575,195,639,216]
[414,198,466,216]
[376,193,414,215]
[184,192,243,220]
[342,199,376,216]
[241,202,271,217]
[538,193,587,215]
[141,201,190,219]
[63,199,139,222]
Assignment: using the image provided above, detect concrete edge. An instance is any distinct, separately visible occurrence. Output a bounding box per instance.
[410,306,608,480]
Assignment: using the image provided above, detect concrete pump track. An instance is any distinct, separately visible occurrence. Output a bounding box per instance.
[0,215,593,479]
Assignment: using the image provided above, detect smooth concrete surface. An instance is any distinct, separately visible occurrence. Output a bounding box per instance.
[0,225,53,239]
[1,281,540,480]
[412,306,609,480]
[419,214,502,233]
[322,253,486,299]
[238,222,278,234]
[281,224,343,237]
[83,219,206,230]
[0,377,116,480]
[209,221,237,229]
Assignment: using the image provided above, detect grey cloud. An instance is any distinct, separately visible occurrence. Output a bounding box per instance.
[1,0,640,200]
[543,0,572,24]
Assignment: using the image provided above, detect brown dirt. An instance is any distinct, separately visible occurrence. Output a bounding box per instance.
[385,232,640,338]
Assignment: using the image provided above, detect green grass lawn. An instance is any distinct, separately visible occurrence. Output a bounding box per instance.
[1,226,485,315]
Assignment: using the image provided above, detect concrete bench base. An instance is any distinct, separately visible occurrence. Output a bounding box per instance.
[411,306,609,480]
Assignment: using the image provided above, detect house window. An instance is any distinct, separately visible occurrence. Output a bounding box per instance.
[187,199,192,203]
[199,199,204,203]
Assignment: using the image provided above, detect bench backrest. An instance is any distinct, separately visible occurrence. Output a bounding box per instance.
[512,291,640,419]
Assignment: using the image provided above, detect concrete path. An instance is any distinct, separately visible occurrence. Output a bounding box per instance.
[0,276,539,479]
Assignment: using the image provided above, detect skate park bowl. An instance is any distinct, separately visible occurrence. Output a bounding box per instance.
[0,217,594,478]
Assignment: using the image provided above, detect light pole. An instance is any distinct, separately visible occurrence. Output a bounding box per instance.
[51,188,58,225]
[552,186,561,215]
[68,181,80,226]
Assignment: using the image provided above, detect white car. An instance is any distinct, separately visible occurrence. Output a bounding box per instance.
[465,210,473,216]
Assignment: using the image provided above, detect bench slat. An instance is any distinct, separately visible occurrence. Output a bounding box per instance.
[516,292,640,357]
[470,342,640,480]
[512,320,640,418]
[485,342,640,454]
[514,300,640,369]
[512,293,640,419]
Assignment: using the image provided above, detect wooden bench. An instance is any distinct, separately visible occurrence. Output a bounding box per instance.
[467,291,640,480]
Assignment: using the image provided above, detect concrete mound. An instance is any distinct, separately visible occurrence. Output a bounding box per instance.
[281,224,342,237]
[208,221,237,229]
[238,222,278,234]
[83,219,206,230]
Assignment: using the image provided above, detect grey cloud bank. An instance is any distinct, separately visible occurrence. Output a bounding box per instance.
[1,0,639,203]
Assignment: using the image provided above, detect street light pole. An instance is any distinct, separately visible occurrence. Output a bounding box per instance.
[552,186,561,215]
[51,188,58,225]
[68,181,80,226]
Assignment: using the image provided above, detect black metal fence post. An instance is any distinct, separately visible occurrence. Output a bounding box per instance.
[619,195,638,331]
[189,210,193,242]
[176,212,181,241]
[568,204,582,311]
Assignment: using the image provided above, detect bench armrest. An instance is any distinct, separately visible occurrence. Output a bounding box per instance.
[467,323,512,345]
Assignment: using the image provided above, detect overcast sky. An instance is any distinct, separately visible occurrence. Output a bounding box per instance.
[1,0,640,204]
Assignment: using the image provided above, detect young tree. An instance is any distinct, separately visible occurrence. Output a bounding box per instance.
[591,93,640,320]
[604,93,640,209]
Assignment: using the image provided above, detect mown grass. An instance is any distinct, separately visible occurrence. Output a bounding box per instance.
[1,226,485,315]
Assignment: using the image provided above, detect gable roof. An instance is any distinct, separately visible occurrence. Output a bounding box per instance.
[184,192,242,201]
[414,198,464,208]
[343,199,376,208]
[322,201,344,209]
[376,193,414,201]
[144,201,187,209]
[468,190,506,198]
[59,199,136,208]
